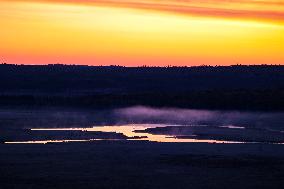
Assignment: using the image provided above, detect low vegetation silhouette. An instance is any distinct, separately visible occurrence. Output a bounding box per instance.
[0,64,283,110]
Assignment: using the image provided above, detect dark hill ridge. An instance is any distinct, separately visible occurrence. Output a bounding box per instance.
[0,64,283,94]
[0,64,283,110]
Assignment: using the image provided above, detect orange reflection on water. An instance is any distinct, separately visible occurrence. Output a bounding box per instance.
[4,139,124,144]
[28,124,247,144]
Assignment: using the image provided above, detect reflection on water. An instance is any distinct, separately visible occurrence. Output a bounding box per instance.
[5,124,257,144]
[219,125,245,129]
[2,107,284,145]
[5,139,123,144]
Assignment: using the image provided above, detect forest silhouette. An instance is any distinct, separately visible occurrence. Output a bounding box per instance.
[0,64,283,110]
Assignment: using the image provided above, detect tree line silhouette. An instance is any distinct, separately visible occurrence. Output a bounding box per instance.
[0,64,283,110]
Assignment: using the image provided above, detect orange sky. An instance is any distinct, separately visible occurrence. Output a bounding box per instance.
[0,0,284,66]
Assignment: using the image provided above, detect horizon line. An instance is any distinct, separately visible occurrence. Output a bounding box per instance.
[1,63,283,68]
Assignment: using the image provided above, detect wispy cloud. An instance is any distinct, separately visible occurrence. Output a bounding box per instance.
[1,0,283,66]
[6,0,284,23]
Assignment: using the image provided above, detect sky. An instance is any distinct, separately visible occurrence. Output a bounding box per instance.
[0,0,284,66]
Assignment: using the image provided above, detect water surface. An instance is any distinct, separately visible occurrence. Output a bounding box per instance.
[2,107,284,144]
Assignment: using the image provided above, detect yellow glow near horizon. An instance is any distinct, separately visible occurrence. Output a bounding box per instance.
[0,1,284,66]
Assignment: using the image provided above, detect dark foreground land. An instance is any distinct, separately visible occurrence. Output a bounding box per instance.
[1,64,284,189]
[0,108,284,189]
[1,142,284,189]
[0,64,284,110]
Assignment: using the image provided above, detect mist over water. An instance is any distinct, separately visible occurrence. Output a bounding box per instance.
[114,106,284,130]
[1,106,284,144]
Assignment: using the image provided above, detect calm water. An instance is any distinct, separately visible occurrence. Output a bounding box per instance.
[2,107,284,144]
[6,124,250,144]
